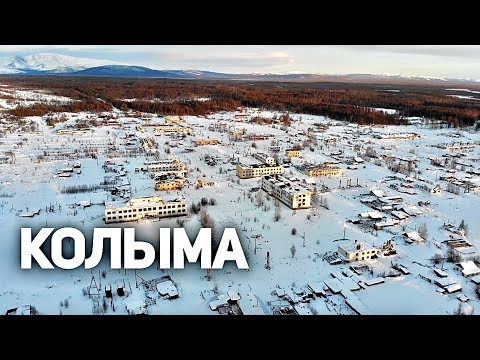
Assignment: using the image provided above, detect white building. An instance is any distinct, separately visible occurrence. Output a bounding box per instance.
[261,175,312,209]
[236,163,284,179]
[458,261,480,278]
[104,196,187,224]
[253,152,276,166]
[338,240,380,262]
[147,159,187,173]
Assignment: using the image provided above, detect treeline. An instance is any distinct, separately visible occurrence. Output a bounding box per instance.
[1,76,479,126]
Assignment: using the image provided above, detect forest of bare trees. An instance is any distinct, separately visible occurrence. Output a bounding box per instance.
[1,76,479,126]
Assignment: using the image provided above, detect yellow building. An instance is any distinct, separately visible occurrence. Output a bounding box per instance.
[155,179,186,191]
[154,125,190,134]
[193,139,221,146]
[147,159,187,173]
[165,116,184,124]
[229,130,244,137]
[104,196,187,224]
[305,165,342,177]
[285,149,301,158]
[236,164,284,179]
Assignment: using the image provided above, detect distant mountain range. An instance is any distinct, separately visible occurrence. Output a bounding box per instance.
[1,53,479,85]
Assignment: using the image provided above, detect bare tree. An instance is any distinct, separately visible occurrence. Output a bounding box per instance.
[274,199,282,222]
[290,244,296,258]
[418,223,428,240]
[255,191,264,208]
[431,253,443,265]
[459,219,469,236]
[446,247,462,263]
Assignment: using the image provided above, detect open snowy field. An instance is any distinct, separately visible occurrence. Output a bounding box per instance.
[0,84,75,110]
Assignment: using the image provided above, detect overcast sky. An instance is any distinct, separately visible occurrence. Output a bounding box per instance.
[0,45,479,79]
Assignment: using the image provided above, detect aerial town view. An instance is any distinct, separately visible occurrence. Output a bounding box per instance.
[0,45,479,315]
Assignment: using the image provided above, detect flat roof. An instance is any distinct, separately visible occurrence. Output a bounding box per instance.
[339,241,377,254]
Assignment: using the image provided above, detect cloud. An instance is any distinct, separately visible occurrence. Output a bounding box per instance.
[0,45,478,78]
[329,45,480,60]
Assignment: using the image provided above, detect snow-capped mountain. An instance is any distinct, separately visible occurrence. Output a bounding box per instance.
[0,53,122,74]
[0,53,479,86]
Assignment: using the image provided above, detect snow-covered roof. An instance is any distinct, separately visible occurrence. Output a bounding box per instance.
[434,277,456,288]
[365,277,385,286]
[303,177,316,185]
[359,211,384,220]
[227,291,241,302]
[470,275,480,284]
[459,261,480,277]
[324,278,344,294]
[391,211,409,220]
[308,282,325,295]
[445,283,462,293]
[401,205,422,216]
[371,189,386,198]
[345,296,372,315]
[156,280,179,298]
[404,231,425,243]
[238,293,267,315]
[125,300,146,315]
[209,294,229,311]
[434,269,448,278]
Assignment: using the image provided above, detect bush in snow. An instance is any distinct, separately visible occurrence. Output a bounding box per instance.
[446,248,462,263]
[431,253,443,265]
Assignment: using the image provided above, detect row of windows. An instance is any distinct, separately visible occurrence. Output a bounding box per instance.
[355,250,377,258]
[106,208,187,221]
[106,204,186,215]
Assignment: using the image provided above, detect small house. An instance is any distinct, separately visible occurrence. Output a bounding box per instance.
[458,261,480,278]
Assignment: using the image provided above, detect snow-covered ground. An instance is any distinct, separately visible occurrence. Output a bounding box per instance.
[0,86,75,109]
[0,103,479,315]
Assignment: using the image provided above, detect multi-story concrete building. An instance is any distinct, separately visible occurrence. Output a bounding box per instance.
[154,125,190,135]
[261,175,312,209]
[104,196,187,224]
[337,240,380,262]
[285,149,301,158]
[193,139,221,146]
[236,163,284,179]
[305,164,343,177]
[165,116,184,124]
[147,159,187,173]
[374,133,421,140]
[150,170,188,179]
[253,152,276,166]
[155,178,186,191]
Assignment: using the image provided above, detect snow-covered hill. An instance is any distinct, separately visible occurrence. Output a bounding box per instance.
[0,53,122,74]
